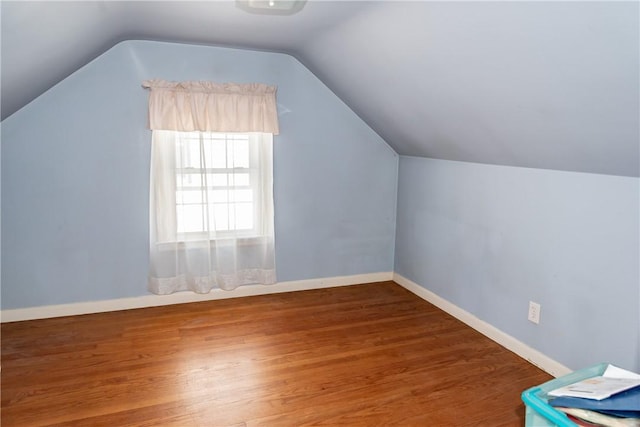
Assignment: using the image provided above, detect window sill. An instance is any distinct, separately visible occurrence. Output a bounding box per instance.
[154,235,271,251]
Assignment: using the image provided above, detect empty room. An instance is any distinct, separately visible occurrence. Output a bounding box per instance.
[1,1,638,426]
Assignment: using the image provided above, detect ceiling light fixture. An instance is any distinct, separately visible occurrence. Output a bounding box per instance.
[236,0,307,15]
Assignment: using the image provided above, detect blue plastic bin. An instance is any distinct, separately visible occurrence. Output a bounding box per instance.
[521,362,610,427]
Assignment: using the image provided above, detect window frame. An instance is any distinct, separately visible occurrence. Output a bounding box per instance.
[172,131,265,242]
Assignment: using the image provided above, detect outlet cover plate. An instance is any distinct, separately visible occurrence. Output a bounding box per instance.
[528,301,541,324]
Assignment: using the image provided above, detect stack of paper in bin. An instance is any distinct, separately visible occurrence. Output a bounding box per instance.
[548,365,640,427]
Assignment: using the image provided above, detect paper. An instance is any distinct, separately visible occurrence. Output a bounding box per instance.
[556,408,640,427]
[548,365,640,401]
[549,386,640,417]
[604,365,640,380]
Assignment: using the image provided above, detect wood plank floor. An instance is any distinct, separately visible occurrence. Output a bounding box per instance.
[1,281,551,426]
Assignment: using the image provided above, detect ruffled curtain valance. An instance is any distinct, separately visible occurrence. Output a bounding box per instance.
[142,79,279,134]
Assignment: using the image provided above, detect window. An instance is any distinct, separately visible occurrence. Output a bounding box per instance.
[144,80,277,294]
[174,132,263,239]
[150,130,273,245]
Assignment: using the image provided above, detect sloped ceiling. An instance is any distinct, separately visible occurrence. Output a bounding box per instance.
[2,1,638,176]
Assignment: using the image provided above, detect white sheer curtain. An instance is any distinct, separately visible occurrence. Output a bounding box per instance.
[143,80,278,295]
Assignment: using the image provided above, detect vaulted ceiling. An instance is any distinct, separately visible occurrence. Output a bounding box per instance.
[2,1,638,176]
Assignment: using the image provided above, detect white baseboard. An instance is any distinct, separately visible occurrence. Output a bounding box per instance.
[0,271,570,378]
[393,273,571,378]
[0,272,393,323]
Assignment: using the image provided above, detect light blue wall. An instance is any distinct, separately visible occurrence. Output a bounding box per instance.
[1,40,398,309]
[395,156,640,371]
[4,37,638,375]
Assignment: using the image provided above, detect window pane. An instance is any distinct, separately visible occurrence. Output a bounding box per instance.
[228,173,249,186]
[211,174,228,187]
[228,140,249,168]
[235,203,254,230]
[177,204,205,233]
[211,204,229,231]
[177,173,202,188]
[176,190,203,204]
[233,189,253,202]
[208,189,252,203]
[206,174,251,187]
[177,137,202,169]
[210,190,228,203]
[207,138,227,169]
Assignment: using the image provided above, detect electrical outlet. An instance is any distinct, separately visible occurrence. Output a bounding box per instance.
[528,301,541,324]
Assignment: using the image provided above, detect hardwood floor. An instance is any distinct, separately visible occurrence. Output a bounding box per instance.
[1,281,551,426]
